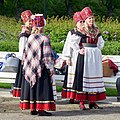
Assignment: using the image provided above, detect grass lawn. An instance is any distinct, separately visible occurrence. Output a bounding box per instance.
[0,83,118,96]
[105,88,118,96]
[0,83,12,89]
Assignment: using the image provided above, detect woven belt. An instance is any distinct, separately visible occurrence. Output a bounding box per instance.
[82,43,97,47]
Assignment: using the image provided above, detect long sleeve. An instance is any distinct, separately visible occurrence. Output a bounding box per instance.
[62,31,72,60]
[68,34,81,53]
[97,36,104,49]
[19,36,28,60]
[42,36,54,71]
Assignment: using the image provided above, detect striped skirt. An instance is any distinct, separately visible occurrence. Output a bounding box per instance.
[62,52,106,101]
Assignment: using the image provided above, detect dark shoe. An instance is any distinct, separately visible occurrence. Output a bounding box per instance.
[38,111,52,116]
[30,111,38,115]
[89,102,103,109]
[69,99,74,104]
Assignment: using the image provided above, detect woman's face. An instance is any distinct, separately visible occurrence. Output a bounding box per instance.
[86,16,94,27]
[76,20,85,30]
[25,19,32,28]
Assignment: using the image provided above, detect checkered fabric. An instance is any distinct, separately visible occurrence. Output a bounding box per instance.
[22,33,54,87]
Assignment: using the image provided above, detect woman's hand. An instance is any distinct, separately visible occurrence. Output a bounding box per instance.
[79,48,85,55]
[66,59,72,66]
[50,70,54,77]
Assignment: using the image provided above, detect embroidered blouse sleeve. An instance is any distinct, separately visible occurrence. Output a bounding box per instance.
[19,36,28,60]
[68,34,81,53]
[62,31,72,60]
[42,36,54,71]
[97,36,104,49]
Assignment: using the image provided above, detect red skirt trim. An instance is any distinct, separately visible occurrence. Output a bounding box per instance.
[12,89,21,97]
[62,89,106,101]
[20,101,56,111]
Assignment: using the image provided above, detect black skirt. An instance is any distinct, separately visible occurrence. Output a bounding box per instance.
[62,54,87,101]
[63,54,84,91]
[12,59,22,97]
[20,66,56,111]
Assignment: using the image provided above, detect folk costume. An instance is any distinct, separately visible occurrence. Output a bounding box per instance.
[20,14,56,115]
[12,10,32,97]
[62,11,84,104]
[62,8,106,109]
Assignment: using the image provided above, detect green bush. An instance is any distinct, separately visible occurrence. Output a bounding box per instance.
[97,17,120,41]
[0,15,21,42]
[0,15,120,54]
[45,16,75,43]
[0,40,18,51]
[51,42,64,53]
[102,41,120,55]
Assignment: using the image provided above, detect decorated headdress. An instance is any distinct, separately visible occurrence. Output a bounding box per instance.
[80,7,93,21]
[73,11,83,23]
[21,10,32,23]
[31,14,46,28]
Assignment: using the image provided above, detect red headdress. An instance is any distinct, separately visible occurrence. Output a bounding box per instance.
[80,7,93,21]
[73,11,83,23]
[31,14,46,28]
[21,10,32,23]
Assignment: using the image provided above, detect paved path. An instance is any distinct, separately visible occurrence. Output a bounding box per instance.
[0,89,120,120]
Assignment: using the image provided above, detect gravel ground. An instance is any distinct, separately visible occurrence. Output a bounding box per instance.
[0,89,120,120]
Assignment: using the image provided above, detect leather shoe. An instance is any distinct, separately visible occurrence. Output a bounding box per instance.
[69,99,74,104]
[89,102,103,109]
[30,111,38,115]
[38,111,52,116]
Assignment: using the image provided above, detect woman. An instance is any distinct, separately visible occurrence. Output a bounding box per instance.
[20,14,56,116]
[62,11,85,104]
[62,7,106,110]
[12,10,32,97]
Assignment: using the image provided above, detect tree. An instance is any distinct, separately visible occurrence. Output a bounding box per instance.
[64,0,74,18]
[15,0,24,21]
[99,0,120,17]
[0,0,4,5]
